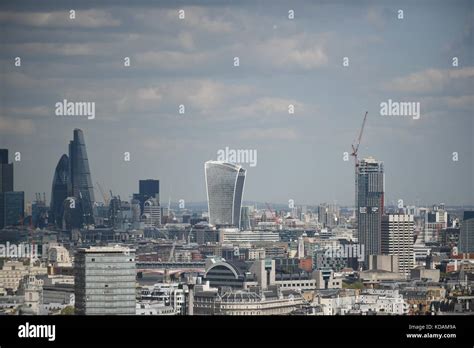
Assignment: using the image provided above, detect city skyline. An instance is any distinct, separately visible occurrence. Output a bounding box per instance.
[0,0,472,206]
[1,129,473,209]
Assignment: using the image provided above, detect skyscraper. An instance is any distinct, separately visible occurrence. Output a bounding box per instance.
[205,161,246,228]
[0,149,13,193]
[74,246,136,315]
[139,179,159,200]
[381,214,414,278]
[459,211,474,253]
[318,204,328,227]
[240,206,251,230]
[0,191,24,229]
[142,197,161,227]
[50,154,69,226]
[68,129,95,225]
[0,149,23,229]
[357,157,384,265]
[133,179,160,213]
[0,149,8,164]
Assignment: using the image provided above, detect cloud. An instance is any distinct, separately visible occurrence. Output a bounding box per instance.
[134,6,233,34]
[366,7,393,30]
[172,7,233,33]
[250,34,328,70]
[385,67,474,93]
[186,80,253,111]
[239,127,299,141]
[136,87,163,102]
[0,117,35,135]
[5,106,51,119]
[231,97,304,118]
[2,42,105,56]
[0,10,121,28]
[85,79,257,119]
[135,50,215,70]
[419,95,474,113]
[135,32,328,73]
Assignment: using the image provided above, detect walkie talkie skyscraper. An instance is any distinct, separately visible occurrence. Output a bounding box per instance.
[205,161,246,228]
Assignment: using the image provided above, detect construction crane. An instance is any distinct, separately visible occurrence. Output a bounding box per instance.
[351,111,368,167]
[351,111,368,218]
[95,182,110,205]
[264,202,275,221]
[265,202,282,225]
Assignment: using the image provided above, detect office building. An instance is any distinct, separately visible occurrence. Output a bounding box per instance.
[318,203,339,228]
[133,179,160,214]
[0,149,8,164]
[68,129,95,225]
[0,149,22,229]
[0,191,24,229]
[357,157,384,265]
[142,197,161,227]
[194,287,303,316]
[381,214,414,278]
[139,179,159,200]
[240,206,252,230]
[368,254,399,274]
[50,154,69,226]
[459,211,474,253]
[423,205,448,243]
[74,246,136,315]
[0,149,13,193]
[219,228,279,243]
[205,161,246,228]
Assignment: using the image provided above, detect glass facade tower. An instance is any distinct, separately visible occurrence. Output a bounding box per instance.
[205,161,246,228]
[0,149,13,193]
[68,129,95,225]
[50,154,69,226]
[357,157,384,266]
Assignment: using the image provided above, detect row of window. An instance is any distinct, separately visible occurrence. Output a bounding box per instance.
[279,282,315,288]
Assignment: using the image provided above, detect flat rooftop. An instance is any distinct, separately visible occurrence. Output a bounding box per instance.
[77,245,135,253]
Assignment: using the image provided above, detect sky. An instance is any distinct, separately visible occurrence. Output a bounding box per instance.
[0,0,473,207]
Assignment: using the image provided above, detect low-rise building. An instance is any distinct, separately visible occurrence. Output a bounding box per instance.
[0,261,47,293]
[194,285,304,315]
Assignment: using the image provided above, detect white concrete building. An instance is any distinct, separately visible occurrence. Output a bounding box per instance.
[381,214,414,278]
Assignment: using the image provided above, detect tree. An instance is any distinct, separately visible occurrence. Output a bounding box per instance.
[342,281,364,289]
[60,306,75,315]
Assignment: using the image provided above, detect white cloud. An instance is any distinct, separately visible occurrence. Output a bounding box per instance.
[186,80,252,111]
[419,95,474,112]
[385,67,474,93]
[175,7,233,33]
[136,88,163,102]
[231,97,304,118]
[250,34,328,70]
[135,50,214,70]
[135,32,328,72]
[134,7,233,34]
